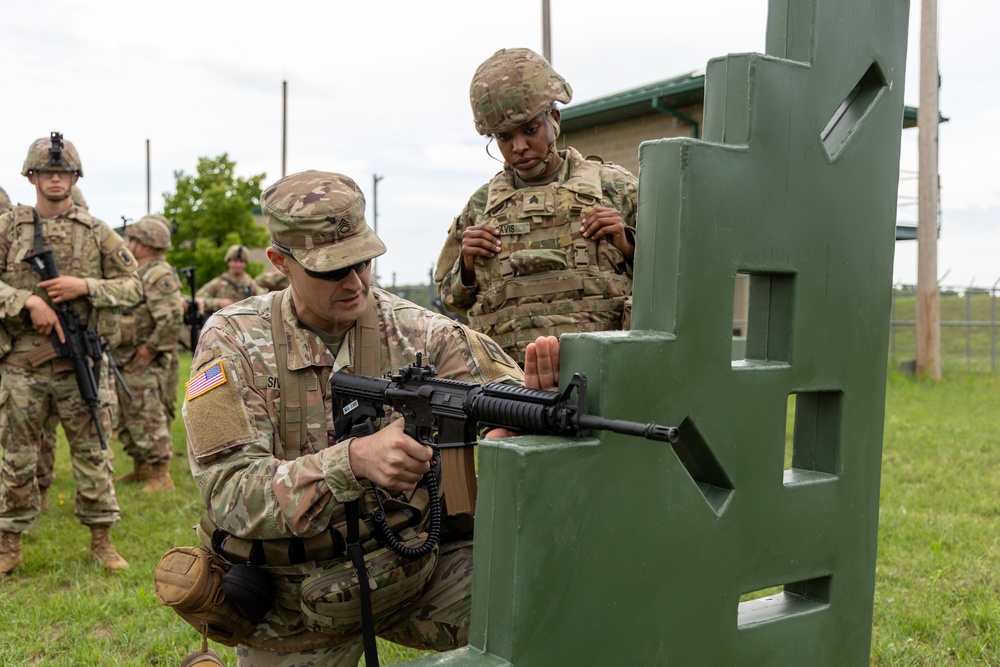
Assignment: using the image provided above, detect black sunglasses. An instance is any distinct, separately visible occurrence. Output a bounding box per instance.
[304,260,371,282]
[273,241,371,282]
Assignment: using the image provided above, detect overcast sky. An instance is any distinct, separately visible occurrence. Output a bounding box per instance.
[1,1,995,288]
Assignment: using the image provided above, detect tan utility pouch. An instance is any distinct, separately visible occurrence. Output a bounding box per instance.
[153,546,254,647]
[299,538,438,633]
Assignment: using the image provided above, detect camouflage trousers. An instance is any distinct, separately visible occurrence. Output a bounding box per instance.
[0,359,120,532]
[37,356,118,490]
[114,353,176,464]
[236,540,474,667]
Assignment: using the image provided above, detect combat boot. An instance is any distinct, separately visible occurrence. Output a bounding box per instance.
[89,525,129,572]
[0,531,23,577]
[116,459,151,484]
[141,461,175,493]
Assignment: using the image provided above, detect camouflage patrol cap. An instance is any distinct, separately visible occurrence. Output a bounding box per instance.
[21,134,84,176]
[261,170,387,273]
[70,185,88,209]
[224,244,250,262]
[126,214,172,250]
[470,48,573,136]
[0,186,10,212]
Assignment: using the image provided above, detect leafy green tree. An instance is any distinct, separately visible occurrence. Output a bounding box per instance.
[162,153,268,294]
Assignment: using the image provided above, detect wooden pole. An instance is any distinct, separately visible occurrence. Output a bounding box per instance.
[916,0,941,379]
[282,80,288,178]
[146,139,151,214]
[542,0,551,63]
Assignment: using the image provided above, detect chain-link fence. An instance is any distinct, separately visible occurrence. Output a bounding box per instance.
[890,283,1000,374]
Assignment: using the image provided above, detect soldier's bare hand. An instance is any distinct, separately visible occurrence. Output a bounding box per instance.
[581,207,635,261]
[460,224,502,272]
[348,418,433,493]
[218,298,234,308]
[23,294,65,343]
[524,335,560,392]
[38,275,89,303]
[130,344,155,369]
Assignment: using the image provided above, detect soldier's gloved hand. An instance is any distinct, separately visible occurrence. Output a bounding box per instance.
[348,418,433,493]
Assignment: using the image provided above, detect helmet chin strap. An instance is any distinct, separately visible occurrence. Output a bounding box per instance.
[511,111,562,181]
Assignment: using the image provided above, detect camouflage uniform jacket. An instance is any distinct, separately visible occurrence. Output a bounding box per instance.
[0,204,141,350]
[182,287,523,650]
[113,258,184,364]
[435,146,638,364]
[196,271,264,315]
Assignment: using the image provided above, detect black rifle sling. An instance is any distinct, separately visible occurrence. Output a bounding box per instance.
[31,209,44,256]
[349,291,382,666]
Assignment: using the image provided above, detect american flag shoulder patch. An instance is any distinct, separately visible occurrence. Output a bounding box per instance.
[187,361,227,401]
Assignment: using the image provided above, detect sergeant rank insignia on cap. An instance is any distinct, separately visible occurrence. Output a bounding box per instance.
[187,361,227,401]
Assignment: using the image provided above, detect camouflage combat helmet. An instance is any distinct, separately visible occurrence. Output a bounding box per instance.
[126,214,173,250]
[0,186,10,212]
[21,132,84,176]
[470,48,573,136]
[224,244,250,262]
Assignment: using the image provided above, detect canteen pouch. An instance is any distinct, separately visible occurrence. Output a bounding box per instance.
[153,546,255,647]
[299,537,438,632]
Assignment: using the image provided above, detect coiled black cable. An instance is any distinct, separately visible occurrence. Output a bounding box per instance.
[373,454,441,558]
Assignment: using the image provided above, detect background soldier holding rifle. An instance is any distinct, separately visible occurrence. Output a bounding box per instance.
[115,214,184,492]
[0,133,142,577]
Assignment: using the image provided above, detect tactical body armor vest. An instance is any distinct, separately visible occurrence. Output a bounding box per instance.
[1,205,127,345]
[467,153,632,363]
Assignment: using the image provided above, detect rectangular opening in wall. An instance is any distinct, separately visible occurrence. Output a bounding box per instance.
[783,390,842,486]
[732,271,795,367]
[738,575,832,628]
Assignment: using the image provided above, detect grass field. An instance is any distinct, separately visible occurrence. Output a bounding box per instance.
[0,355,997,665]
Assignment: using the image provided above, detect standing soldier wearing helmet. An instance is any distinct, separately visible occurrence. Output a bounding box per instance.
[115,214,184,492]
[195,244,264,317]
[435,47,639,365]
[0,132,142,576]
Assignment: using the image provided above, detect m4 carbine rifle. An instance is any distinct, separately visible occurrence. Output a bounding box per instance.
[330,354,680,516]
[23,249,110,449]
[178,266,205,351]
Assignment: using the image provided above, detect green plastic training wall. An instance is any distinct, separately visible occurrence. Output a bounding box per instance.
[408,0,910,663]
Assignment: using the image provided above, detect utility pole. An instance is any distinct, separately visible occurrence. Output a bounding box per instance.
[542,0,552,63]
[916,0,941,379]
[282,80,288,178]
[372,174,383,286]
[145,139,151,214]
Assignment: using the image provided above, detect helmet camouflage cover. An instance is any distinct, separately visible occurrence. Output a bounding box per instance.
[224,244,250,262]
[21,133,84,176]
[470,47,573,136]
[0,186,10,212]
[127,214,173,250]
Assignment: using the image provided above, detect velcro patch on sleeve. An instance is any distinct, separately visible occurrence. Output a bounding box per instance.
[185,358,255,460]
[467,329,520,382]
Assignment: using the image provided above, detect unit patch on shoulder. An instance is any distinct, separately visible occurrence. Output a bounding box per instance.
[468,330,519,381]
[113,246,136,269]
[187,360,227,400]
